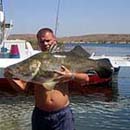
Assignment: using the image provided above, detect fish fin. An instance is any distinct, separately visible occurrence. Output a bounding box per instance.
[70,45,90,57]
[31,60,41,77]
[42,80,58,90]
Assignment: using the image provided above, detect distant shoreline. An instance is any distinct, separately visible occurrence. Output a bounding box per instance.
[8,34,130,48]
[58,34,130,44]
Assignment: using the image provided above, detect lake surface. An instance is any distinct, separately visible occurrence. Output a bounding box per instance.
[0,43,130,130]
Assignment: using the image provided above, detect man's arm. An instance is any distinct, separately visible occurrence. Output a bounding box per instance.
[7,79,28,92]
[54,65,90,84]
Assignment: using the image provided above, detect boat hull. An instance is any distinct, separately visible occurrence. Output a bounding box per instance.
[0,78,18,94]
[69,74,112,94]
[0,74,112,96]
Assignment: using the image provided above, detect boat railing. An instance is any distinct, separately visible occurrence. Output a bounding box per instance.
[0,39,40,59]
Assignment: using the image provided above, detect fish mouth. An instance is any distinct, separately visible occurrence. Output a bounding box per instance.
[4,68,14,78]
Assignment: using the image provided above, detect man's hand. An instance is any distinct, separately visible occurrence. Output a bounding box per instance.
[54,65,73,83]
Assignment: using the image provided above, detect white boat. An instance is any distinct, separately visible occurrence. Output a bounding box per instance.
[0,0,40,79]
[0,39,40,68]
[0,0,41,94]
[89,53,130,73]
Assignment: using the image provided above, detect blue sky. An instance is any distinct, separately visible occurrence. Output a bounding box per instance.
[3,0,130,37]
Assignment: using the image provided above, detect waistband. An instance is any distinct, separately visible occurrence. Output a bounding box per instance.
[34,105,70,115]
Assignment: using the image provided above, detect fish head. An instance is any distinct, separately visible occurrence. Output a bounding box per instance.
[4,52,63,90]
[4,58,41,82]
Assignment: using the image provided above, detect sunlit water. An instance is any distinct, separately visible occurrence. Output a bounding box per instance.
[0,43,130,130]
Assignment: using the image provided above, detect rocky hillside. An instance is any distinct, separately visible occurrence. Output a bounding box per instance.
[8,34,130,44]
[58,34,130,43]
[8,34,37,41]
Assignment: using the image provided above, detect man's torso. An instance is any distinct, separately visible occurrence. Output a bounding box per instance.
[34,83,69,111]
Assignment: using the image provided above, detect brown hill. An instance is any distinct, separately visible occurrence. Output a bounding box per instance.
[58,34,130,43]
[8,34,37,41]
[8,34,130,44]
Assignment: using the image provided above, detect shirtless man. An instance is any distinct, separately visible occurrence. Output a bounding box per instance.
[6,28,90,130]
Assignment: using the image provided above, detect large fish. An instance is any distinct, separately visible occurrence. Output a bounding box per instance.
[4,45,113,90]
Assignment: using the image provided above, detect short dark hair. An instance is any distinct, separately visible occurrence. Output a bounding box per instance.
[37,28,53,39]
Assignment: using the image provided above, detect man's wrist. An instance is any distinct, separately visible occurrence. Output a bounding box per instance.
[70,73,75,80]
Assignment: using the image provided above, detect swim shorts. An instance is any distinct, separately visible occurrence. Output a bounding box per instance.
[32,105,75,130]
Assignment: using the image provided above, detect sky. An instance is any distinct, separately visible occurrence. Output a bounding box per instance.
[3,0,130,37]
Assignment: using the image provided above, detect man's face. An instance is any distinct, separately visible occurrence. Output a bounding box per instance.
[38,32,56,51]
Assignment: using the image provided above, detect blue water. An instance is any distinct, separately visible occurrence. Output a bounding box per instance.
[0,43,130,130]
[66,43,130,130]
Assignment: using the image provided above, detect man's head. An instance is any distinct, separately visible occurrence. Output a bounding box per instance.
[37,28,57,51]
